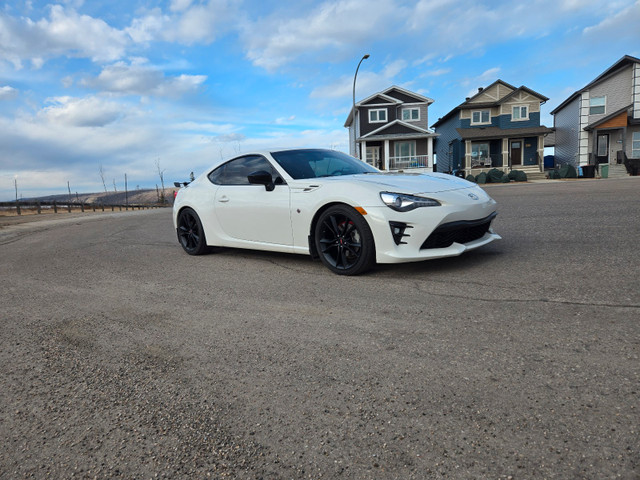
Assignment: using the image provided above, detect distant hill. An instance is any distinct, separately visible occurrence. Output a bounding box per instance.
[23,188,179,205]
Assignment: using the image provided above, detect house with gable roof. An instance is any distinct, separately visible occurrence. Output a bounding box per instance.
[344,86,437,171]
[431,80,553,177]
[551,55,640,177]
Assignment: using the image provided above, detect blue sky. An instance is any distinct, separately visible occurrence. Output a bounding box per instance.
[1,0,639,199]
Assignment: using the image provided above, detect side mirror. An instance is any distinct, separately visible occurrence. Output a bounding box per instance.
[247,170,275,191]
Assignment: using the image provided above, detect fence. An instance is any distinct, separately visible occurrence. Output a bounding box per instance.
[0,200,168,216]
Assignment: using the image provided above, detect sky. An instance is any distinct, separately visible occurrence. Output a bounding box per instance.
[1,0,639,200]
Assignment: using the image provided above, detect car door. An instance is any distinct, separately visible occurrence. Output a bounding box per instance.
[213,155,292,245]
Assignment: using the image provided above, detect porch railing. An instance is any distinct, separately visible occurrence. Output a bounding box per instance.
[466,153,503,169]
[389,155,429,170]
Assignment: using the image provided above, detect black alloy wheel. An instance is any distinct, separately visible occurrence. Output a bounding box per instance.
[177,208,208,255]
[315,205,375,275]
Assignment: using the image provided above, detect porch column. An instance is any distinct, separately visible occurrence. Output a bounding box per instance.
[537,135,544,172]
[502,138,509,171]
[464,140,472,172]
[384,140,390,171]
[361,140,367,163]
[427,136,433,169]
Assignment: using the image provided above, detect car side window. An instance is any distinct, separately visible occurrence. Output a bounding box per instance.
[208,164,225,184]
[208,155,283,185]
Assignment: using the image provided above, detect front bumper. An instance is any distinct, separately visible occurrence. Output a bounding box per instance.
[364,188,500,264]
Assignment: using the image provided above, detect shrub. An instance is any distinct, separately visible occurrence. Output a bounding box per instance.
[487,168,505,183]
[559,164,577,178]
[512,170,528,182]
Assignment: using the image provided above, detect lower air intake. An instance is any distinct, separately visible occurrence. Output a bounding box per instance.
[421,212,496,249]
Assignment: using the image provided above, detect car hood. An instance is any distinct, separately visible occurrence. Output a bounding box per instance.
[347,172,475,195]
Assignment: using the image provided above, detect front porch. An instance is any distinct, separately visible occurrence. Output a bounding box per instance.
[459,136,545,176]
[359,138,434,172]
[455,126,552,176]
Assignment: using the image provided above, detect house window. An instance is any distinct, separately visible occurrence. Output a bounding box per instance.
[471,110,490,124]
[589,96,606,115]
[401,108,420,121]
[369,109,387,123]
[512,105,529,121]
[632,132,640,158]
[394,141,416,158]
[471,143,490,167]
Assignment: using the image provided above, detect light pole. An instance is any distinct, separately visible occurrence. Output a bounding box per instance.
[352,54,369,159]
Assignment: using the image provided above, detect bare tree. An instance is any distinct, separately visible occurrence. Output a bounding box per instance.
[155,158,166,204]
[112,179,118,192]
[98,164,108,193]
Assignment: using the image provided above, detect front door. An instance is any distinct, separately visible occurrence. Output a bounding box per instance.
[366,146,382,170]
[510,140,522,166]
[596,133,609,164]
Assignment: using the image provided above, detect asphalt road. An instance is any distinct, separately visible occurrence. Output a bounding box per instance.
[1,178,639,479]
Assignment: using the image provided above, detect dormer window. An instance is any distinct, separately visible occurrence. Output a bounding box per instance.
[471,110,490,125]
[401,108,420,121]
[512,105,529,121]
[369,108,387,123]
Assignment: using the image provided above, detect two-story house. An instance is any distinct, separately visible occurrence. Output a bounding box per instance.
[431,80,552,177]
[551,55,640,176]
[344,86,437,171]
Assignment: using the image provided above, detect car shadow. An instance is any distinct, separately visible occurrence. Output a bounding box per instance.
[205,244,503,278]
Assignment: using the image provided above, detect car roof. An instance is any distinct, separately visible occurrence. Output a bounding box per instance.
[203,148,341,172]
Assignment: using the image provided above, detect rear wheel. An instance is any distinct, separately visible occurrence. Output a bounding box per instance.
[177,208,208,255]
[315,205,375,275]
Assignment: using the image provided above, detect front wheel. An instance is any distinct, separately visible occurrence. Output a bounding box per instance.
[177,208,209,255]
[314,205,375,275]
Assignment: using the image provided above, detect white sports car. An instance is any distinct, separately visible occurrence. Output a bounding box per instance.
[173,148,500,275]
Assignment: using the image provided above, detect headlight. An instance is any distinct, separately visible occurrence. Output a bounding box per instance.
[380,192,441,212]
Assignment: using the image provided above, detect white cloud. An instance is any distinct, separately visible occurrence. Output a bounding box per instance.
[582,0,640,40]
[170,0,193,12]
[39,96,123,127]
[127,0,239,46]
[310,60,408,100]
[82,60,206,97]
[421,68,451,77]
[406,0,638,59]
[274,115,296,125]
[215,133,246,143]
[126,9,166,44]
[0,85,18,99]
[244,0,401,71]
[0,5,129,68]
[460,67,502,92]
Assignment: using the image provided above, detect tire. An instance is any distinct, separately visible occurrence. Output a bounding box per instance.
[177,208,209,255]
[314,205,376,275]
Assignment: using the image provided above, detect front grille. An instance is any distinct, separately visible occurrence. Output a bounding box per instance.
[420,212,496,249]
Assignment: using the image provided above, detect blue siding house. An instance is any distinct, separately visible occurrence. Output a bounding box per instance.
[431,80,553,176]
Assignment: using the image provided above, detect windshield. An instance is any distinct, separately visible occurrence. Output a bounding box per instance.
[271,149,379,180]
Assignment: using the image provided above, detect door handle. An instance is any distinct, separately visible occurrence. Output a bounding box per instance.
[218,196,229,203]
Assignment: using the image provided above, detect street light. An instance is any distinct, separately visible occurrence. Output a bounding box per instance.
[352,54,370,159]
